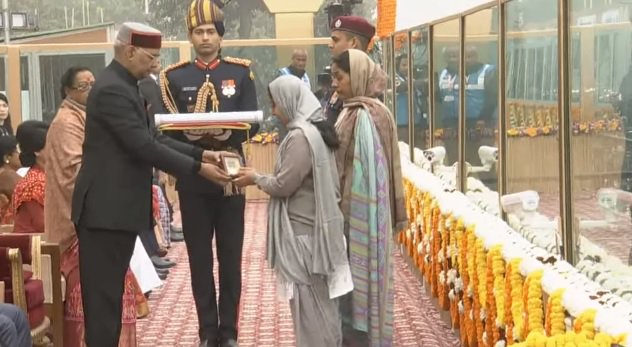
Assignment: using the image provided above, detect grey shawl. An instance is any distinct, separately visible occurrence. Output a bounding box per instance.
[266,75,348,287]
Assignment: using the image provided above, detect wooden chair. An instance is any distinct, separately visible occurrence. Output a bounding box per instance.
[41,242,63,347]
[0,226,65,346]
[0,234,58,346]
[0,243,50,346]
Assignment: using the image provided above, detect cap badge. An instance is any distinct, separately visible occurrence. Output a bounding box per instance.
[335,19,342,28]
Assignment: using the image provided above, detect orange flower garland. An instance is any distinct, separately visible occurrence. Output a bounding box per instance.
[473,237,486,346]
[487,245,505,345]
[438,215,450,310]
[458,224,474,346]
[545,288,566,337]
[508,258,524,343]
[523,269,544,338]
[448,217,460,330]
[467,227,480,346]
[486,249,497,346]
[399,183,631,347]
[574,309,597,340]
[510,330,627,347]
[430,207,441,297]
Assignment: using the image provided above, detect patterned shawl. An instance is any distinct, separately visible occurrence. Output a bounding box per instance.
[335,49,407,233]
[334,49,408,347]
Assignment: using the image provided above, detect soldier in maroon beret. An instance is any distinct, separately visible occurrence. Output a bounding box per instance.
[325,16,376,125]
[328,15,376,58]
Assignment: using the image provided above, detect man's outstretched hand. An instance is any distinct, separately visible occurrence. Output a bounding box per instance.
[198,162,231,185]
[202,150,241,166]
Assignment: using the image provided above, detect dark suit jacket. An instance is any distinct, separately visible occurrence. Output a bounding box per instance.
[71,60,204,232]
[138,76,163,118]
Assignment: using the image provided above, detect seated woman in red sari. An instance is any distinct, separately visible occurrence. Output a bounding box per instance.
[0,136,22,224]
[12,121,49,233]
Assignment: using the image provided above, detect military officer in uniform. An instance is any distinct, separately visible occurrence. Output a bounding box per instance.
[325,16,376,124]
[159,1,258,346]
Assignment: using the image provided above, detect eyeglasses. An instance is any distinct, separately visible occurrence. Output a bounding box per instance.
[137,47,161,62]
[72,81,95,92]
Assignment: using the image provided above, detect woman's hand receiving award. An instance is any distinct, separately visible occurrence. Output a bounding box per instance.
[232,167,257,187]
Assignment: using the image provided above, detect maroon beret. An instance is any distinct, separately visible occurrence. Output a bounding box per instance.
[330,16,376,40]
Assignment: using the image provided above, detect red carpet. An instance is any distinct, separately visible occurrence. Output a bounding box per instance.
[137,201,460,346]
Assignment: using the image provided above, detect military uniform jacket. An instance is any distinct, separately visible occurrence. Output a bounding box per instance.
[71,60,204,232]
[161,57,259,194]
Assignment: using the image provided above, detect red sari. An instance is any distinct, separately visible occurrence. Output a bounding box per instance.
[62,240,146,347]
[12,166,45,233]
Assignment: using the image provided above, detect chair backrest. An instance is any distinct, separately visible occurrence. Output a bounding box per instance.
[0,234,41,279]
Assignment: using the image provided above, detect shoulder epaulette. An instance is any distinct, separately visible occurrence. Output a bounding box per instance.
[162,60,191,75]
[223,56,252,68]
[159,61,191,114]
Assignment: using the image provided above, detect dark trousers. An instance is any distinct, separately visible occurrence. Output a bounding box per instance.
[179,192,246,342]
[77,225,136,347]
[138,226,160,256]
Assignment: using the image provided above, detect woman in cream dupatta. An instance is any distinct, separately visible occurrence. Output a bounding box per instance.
[234,75,352,346]
[331,49,408,347]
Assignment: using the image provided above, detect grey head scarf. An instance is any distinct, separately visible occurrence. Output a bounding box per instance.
[266,75,349,287]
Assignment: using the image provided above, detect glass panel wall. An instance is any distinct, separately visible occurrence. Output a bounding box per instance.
[20,55,30,122]
[464,8,500,216]
[570,2,632,303]
[433,19,460,188]
[503,0,561,255]
[159,47,180,70]
[394,32,410,146]
[411,28,430,153]
[384,37,395,113]
[0,56,5,93]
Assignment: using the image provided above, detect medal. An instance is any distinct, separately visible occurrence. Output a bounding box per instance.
[221,80,236,98]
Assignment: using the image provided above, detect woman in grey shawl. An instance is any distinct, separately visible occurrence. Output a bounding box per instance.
[234,75,352,347]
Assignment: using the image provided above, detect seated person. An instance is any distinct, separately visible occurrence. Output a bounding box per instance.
[12,121,49,233]
[0,136,22,224]
[0,303,32,347]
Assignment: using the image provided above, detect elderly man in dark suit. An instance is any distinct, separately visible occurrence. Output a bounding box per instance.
[71,22,232,347]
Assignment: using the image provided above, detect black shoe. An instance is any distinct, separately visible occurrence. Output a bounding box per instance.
[156,268,169,275]
[158,272,167,280]
[151,255,176,269]
[220,338,239,347]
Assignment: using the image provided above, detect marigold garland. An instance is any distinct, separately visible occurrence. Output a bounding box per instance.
[458,224,475,346]
[399,183,630,347]
[438,215,450,310]
[509,330,627,347]
[524,270,544,338]
[473,236,486,346]
[508,258,525,343]
[430,206,440,297]
[489,245,505,344]
[573,309,596,340]
[467,227,481,346]
[545,288,566,337]
[486,248,498,346]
